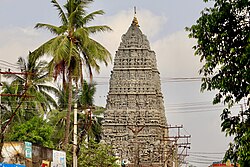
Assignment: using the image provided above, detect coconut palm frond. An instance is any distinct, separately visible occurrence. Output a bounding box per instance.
[51,0,68,25]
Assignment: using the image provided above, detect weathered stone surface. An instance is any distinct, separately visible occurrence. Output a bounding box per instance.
[102,17,172,167]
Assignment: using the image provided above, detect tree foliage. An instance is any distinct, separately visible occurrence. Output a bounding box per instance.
[186,0,250,165]
[0,82,35,123]
[0,54,58,155]
[78,80,96,110]
[5,116,54,148]
[78,140,119,167]
[31,0,111,150]
[5,54,58,112]
[0,0,113,165]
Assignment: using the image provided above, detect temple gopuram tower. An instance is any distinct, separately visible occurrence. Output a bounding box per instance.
[102,15,172,167]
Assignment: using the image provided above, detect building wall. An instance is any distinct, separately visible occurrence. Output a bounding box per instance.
[1,142,64,167]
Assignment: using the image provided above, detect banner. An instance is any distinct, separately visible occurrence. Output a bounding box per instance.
[24,142,32,159]
[51,150,66,167]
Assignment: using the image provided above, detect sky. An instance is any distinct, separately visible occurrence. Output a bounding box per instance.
[0,0,238,166]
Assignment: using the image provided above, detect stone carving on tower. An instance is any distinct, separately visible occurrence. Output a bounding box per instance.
[102,15,173,167]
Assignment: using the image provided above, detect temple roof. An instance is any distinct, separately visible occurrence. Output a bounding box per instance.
[119,16,150,49]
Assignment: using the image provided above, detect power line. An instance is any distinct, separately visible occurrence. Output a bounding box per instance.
[187,159,212,165]
[0,63,19,70]
[166,105,224,110]
[167,108,224,114]
[0,66,18,72]
[166,102,241,114]
[91,76,204,85]
[93,76,202,80]
[188,157,220,163]
[166,101,212,106]
[0,60,19,67]
[189,154,223,160]
[189,151,225,155]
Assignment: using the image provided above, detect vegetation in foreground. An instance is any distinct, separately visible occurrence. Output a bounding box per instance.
[0,0,116,166]
[187,0,250,166]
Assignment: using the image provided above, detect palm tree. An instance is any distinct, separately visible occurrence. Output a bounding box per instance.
[31,0,112,150]
[0,54,58,157]
[46,108,67,149]
[0,82,33,123]
[4,54,58,114]
[46,85,70,149]
[78,80,96,110]
[76,80,99,155]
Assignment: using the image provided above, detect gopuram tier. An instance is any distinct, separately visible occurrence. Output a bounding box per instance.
[102,16,173,167]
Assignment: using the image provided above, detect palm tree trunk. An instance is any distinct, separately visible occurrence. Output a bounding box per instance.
[80,60,84,86]
[63,69,73,151]
[62,65,67,90]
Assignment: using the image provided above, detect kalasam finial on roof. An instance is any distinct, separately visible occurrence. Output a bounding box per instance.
[132,6,139,27]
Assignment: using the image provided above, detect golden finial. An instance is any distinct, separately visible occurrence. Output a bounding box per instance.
[132,6,139,27]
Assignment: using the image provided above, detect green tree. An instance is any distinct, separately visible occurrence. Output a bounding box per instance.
[78,140,119,167]
[5,116,54,148]
[186,0,250,166]
[46,85,70,149]
[78,80,96,110]
[31,0,111,150]
[46,109,67,149]
[0,82,31,123]
[5,55,58,114]
[0,54,58,158]
[77,81,103,155]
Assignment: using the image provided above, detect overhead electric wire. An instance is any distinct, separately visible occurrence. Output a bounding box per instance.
[189,154,223,160]
[0,63,19,70]
[56,75,205,85]
[183,127,191,136]
[0,60,19,72]
[187,159,212,165]
[166,106,225,114]
[0,60,204,84]
[188,157,221,163]
[189,151,225,155]
[92,76,204,85]
[161,77,202,83]
[0,66,18,72]
[166,101,212,106]
[167,109,220,114]
[167,108,241,114]
[165,100,241,114]
[188,153,224,164]
[166,105,224,110]
[0,60,19,67]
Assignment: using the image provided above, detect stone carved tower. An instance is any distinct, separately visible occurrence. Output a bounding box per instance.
[102,16,171,167]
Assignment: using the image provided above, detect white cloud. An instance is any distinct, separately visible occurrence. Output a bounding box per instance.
[152,31,202,78]
[91,9,200,80]
[136,9,167,39]
[0,27,50,66]
[91,9,167,77]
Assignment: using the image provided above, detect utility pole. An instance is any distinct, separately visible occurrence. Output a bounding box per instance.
[162,125,191,167]
[73,103,78,167]
[0,70,34,135]
[0,70,34,162]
